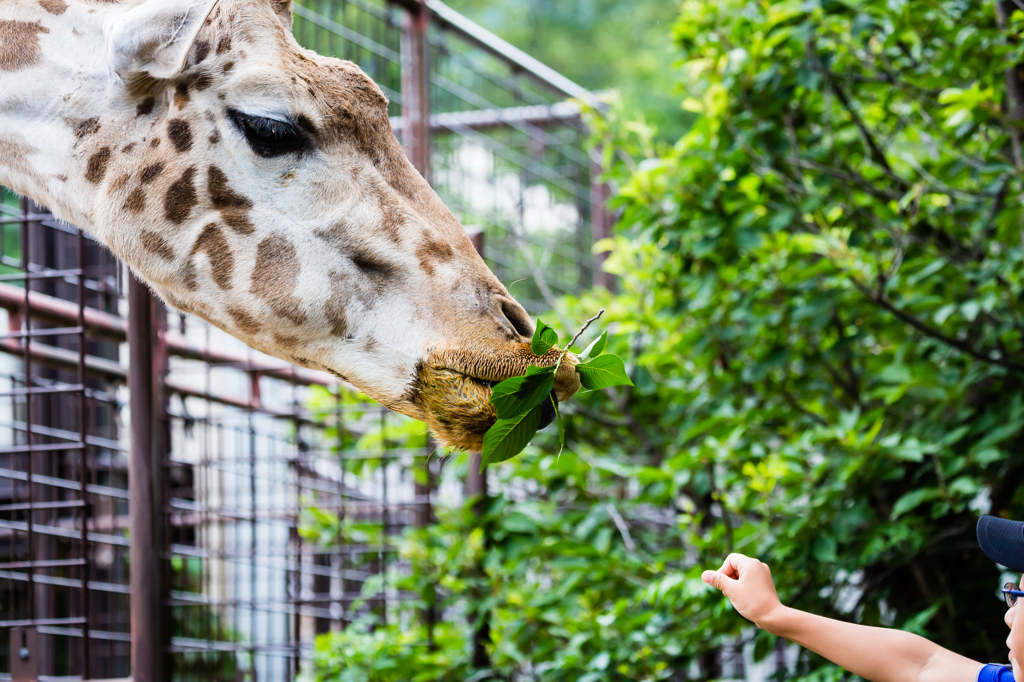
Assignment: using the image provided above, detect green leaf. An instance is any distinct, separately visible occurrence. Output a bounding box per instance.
[891,487,942,519]
[575,354,633,390]
[579,330,609,360]
[531,319,558,356]
[481,404,543,468]
[490,370,556,419]
[553,395,565,456]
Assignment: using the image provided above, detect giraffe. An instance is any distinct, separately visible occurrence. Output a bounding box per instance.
[0,0,580,451]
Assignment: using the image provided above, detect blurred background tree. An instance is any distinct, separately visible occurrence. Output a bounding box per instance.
[309,1,1024,680]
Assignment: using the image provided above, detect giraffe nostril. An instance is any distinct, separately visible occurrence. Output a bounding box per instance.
[499,297,534,339]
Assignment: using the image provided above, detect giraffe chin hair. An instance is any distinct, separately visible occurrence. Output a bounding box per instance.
[413,344,582,452]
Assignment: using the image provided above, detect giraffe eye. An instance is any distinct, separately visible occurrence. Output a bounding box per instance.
[228,109,306,158]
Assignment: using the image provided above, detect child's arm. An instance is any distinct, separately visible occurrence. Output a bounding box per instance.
[702,554,982,682]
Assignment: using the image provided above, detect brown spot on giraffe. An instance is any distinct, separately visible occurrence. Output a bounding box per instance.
[250,233,306,325]
[168,119,193,152]
[140,230,175,261]
[122,142,136,154]
[351,249,399,296]
[150,137,161,148]
[416,235,455,277]
[0,21,48,71]
[325,276,349,337]
[123,188,145,213]
[181,266,197,291]
[208,166,254,234]
[168,292,213,319]
[173,82,190,109]
[38,0,68,14]
[140,162,164,184]
[0,134,46,188]
[193,73,213,91]
[227,306,262,336]
[222,61,235,74]
[136,98,156,117]
[272,333,301,351]
[107,173,130,195]
[164,166,198,224]
[85,147,111,183]
[209,129,221,145]
[378,193,403,242]
[192,39,211,65]
[216,35,231,55]
[72,117,100,141]
[189,223,234,289]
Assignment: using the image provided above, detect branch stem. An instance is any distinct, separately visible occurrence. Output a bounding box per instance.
[566,309,606,353]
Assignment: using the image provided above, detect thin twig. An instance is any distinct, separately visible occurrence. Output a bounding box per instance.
[566,309,606,351]
[605,502,636,551]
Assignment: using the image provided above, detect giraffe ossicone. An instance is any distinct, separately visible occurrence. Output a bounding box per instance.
[0,0,580,450]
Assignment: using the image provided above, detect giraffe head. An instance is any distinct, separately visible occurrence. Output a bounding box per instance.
[59,0,578,449]
[0,0,581,449]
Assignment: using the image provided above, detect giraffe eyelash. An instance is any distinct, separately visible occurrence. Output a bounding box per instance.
[227,109,307,158]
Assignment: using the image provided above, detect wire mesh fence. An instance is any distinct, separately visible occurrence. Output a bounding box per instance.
[0,1,605,679]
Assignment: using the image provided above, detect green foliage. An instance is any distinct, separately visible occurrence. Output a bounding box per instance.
[490,366,556,419]
[312,0,1024,679]
[575,353,632,391]
[310,621,473,682]
[482,316,632,467]
[481,402,545,465]
[531,320,558,356]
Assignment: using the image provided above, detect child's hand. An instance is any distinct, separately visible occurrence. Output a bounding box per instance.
[702,553,785,629]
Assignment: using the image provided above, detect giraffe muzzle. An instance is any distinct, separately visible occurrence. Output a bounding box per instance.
[411,344,581,452]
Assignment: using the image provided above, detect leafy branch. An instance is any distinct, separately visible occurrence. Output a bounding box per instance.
[480,310,633,468]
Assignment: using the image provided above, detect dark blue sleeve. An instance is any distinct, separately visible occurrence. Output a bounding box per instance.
[978,664,1015,682]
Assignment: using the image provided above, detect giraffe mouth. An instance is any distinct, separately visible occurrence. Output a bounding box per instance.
[411,344,581,452]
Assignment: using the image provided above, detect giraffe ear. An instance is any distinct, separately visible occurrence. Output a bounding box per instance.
[270,0,293,29]
[107,0,217,84]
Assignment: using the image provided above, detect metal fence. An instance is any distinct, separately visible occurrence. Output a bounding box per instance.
[0,0,608,679]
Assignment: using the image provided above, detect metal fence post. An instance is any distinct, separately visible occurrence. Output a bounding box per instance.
[128,274,169,682]
[590,149,616,293]
[401,0,431,182]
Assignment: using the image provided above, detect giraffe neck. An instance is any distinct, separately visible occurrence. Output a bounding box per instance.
[0,0,137,240]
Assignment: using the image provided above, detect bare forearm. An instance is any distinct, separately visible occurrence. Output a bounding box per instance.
[760,606,980,682]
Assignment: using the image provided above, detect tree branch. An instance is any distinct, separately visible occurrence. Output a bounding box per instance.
[855,282,1024,374]
[827,78,907,190]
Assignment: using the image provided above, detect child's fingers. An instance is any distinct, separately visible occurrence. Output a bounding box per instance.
[719,552,750,579]
[701,569,736,593]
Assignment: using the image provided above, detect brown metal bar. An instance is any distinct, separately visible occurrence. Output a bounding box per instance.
[20,197,35,628]
[0,466,130,500]
[77,225,91,679]
[401,0,431,181]
[389,101,582,133]
[590,148,616,292]
[127,273,169,682]
[0,500,86,512]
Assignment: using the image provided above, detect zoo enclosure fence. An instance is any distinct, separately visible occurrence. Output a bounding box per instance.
[0,0,611,680]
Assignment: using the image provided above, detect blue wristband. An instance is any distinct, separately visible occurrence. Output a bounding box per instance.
[978,664,1015,682]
